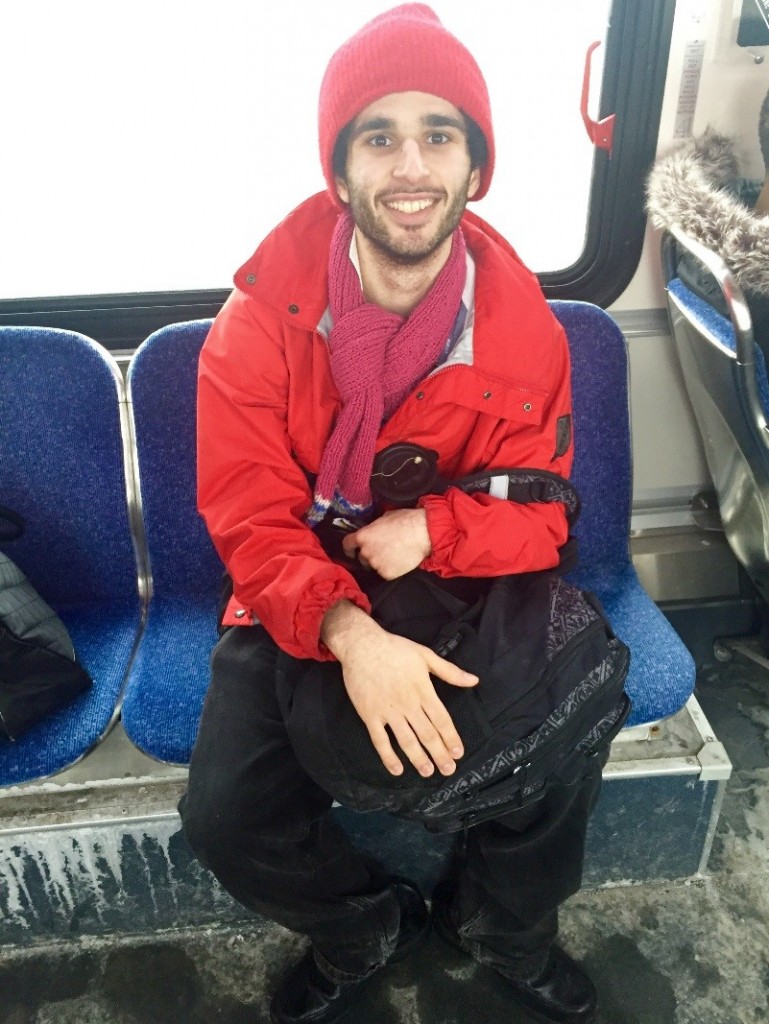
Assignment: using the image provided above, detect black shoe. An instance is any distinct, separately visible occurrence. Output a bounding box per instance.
[432,895,597,1024]
[269,880,429,1024]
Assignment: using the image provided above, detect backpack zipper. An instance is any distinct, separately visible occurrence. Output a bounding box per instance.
[466,644,629,820]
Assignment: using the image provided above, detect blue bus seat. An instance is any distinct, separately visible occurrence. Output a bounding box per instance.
[663,228,769,607]
[553,301,695,725]
[121,321,222,764]
[122,303,695,765]
[0,327,143,785]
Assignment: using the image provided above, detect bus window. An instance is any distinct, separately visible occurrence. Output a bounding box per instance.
[0,0,673,344]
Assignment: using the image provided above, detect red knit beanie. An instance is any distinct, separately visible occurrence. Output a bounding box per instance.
[318,3,494,204]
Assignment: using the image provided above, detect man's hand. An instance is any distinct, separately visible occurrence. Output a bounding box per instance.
[342,508,431,579]
[321,601,479,777]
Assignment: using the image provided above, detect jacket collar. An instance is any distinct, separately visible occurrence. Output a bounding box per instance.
[233,193,338,331]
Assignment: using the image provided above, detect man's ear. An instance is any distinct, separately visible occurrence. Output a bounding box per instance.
[336,177,350,204]
[467,167,481,200]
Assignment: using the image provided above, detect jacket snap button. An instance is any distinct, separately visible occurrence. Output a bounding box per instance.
[288,303,300,314]
[523,402,533,412]
[416,391,425,400]
[234,609,247,619]
[483,391,492,399]
[246,274,256,285]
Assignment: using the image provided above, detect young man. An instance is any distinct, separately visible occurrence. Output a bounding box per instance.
[182,6,601,1023]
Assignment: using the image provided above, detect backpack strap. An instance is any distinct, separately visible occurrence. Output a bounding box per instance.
[368,444,581,527]
[447,467,581,526]
[447,467,581,572]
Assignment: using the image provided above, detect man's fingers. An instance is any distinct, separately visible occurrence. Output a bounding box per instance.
[341,532,371,567]
[340,631,473,777]
[389,717,436,778]
[367,722,405,776]
[426,650,479,688]
[420,696,465,763]
[341,532,360,558]
[406,707,461,775]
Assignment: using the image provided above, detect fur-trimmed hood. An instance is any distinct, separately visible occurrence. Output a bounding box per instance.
[646,130,769,296]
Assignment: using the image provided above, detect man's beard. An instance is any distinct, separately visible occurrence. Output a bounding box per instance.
[343,179,471,266]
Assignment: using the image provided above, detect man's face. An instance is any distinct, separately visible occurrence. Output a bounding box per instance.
[335,91,481,265]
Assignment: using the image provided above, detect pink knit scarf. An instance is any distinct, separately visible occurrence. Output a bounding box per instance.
[306,211,467,525]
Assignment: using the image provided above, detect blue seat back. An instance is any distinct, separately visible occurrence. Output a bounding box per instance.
[0,327,137,608]
[128,321,222,599]
[551,301,695,725]
[0,326,142,784]
[549,301,631,591]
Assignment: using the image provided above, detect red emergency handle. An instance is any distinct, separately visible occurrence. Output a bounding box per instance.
[581,40,615,154]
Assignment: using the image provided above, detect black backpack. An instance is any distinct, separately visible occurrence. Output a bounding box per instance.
[275,470,631,834]
[0,507,92,741]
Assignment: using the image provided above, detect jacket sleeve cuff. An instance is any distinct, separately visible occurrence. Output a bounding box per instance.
[293,577,372,661]
[417,493,457,573]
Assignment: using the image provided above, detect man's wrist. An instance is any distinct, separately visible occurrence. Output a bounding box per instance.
[320,599,378,661]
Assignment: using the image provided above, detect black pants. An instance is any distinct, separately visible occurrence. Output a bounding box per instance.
[180,626,604,981]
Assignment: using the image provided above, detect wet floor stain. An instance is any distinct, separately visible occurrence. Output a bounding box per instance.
[101,946,200,1022]
[583,934,677,1024]
[0,950,98,1019]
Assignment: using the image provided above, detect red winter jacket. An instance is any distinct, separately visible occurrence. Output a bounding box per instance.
[197,192,573,661]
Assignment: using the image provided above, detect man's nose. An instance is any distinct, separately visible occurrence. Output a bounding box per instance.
[393,138,429,181]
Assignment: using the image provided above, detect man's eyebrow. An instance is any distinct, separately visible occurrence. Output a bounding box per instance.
[422,114,466,132]
[352,117,394,137]
[351,113,467,138]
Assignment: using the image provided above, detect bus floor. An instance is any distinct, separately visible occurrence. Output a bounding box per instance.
[0,654,767,1024]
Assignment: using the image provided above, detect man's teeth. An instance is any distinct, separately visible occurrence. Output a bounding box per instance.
[386,199,434,213]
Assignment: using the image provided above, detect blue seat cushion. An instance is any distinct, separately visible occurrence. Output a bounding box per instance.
[121,595,219,764]
[572,564,695,726]
[0,602,141,785]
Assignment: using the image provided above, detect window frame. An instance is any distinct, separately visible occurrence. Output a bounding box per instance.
[0,0,674,349]
[541,0,675,306]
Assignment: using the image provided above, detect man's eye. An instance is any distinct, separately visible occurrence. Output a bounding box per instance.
[427,132,450,144]
[368,135,391,147]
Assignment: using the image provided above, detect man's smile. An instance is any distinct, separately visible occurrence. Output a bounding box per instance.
[384,197,437,213]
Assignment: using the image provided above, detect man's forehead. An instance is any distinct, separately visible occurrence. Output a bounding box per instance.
[351,91,465,130]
